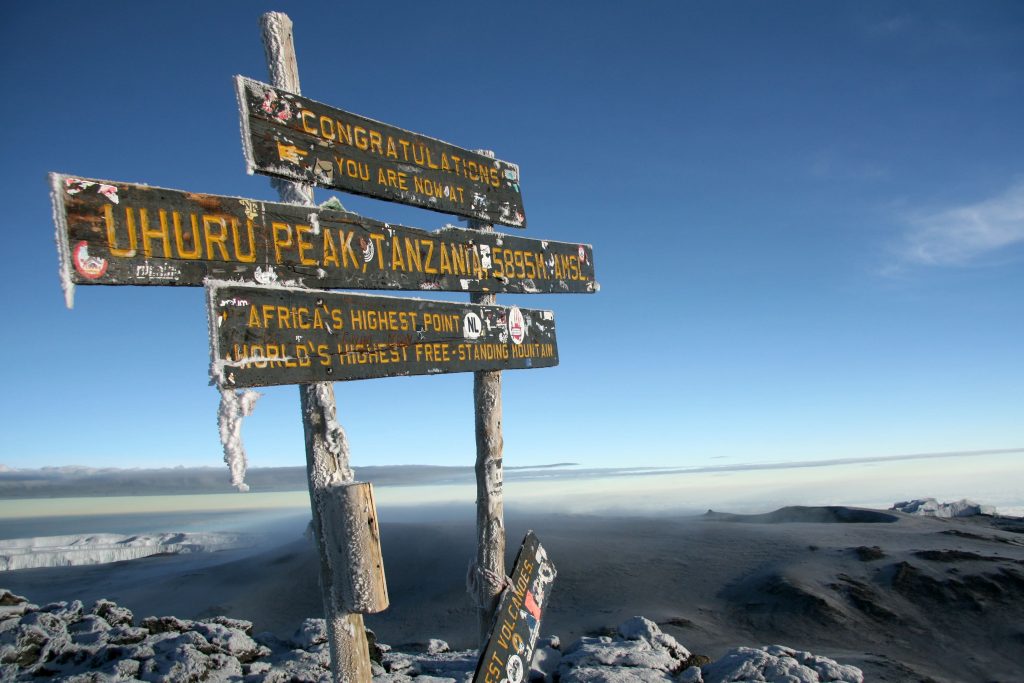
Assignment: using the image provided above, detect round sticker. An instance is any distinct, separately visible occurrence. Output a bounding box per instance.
[506,655,524,683]
[507,307,525,345]
[578,245,586,263]
[463,311,483,340]
[72,241,108,280]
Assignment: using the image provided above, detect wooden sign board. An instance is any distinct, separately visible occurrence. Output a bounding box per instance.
[50,174,596,303]
[236,76,527,228]
[473,532,556,683]
[206,283,558,388]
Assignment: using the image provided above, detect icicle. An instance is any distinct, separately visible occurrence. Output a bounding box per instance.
[217,388,261,492]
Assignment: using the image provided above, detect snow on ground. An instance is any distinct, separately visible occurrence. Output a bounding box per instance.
[890,498,997,518]
[0,533,248,571]
[0,590,862,682]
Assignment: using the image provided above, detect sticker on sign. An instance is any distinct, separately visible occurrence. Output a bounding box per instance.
[206,282,559,388]
[508,307,526,345]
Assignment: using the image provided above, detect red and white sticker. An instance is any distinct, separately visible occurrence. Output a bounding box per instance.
[72,241,108,280]
[508,306,525,345]
[578,245,586,263]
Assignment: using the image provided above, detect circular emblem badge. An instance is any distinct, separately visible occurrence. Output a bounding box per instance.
[506,655,524,683]
[463,311,483,340]
[72,241,108,280]
[507,307,525,345]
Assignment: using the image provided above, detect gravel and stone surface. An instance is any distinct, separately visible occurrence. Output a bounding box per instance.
[0,589,862,682]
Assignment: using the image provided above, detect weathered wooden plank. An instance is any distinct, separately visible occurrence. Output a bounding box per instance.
[322,481,389,614]
[236,76,527,228]
[472,532,556,683]
[206,283,558,388]
[50,174,596,303]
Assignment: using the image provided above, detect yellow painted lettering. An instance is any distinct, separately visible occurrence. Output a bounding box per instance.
[322,229,340,268]
[439,241,452,274]
[300,109,317,134]
[353,126,368,150]
[272,222,293,263]
[341,230,360,268]
[261,304,276,328]
[170,210,201,259]
[337,121,352,146]
[404,237,422,272]
[391,237,406,271]
[451,244,467,276]
[318,115,335,140]
[370,233,386,269]
[232,219,257,263]
[202,215,229,261]
[140,208,171,258]
[276,306,292,329]
[422,240,437,274]
[295,224,316,266]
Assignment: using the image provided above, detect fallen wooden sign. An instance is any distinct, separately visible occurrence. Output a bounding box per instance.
[50,174,595,305]
[206,282,558,388]
[473,532,556,683]
[236,76,526,228]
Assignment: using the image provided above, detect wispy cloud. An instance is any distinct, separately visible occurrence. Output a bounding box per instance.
[894,181,1024,267]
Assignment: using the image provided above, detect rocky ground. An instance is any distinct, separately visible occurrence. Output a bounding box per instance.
[0,589,862,682]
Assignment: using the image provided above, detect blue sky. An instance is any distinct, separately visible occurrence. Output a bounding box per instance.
[1,1,1021,471]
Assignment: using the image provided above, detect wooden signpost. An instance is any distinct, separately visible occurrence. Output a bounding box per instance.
[49,10,592,683]
[237,76,527,228]
[50,174,596,302]
[206,283,558,388]
[256,14,375,683]
[473,532,557,683]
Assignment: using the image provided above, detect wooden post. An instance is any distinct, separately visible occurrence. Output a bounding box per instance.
[260,12,373,683]
[468,151,506,648]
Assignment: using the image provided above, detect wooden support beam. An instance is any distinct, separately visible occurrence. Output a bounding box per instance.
[468,151,507,648]
[260,12,374,683]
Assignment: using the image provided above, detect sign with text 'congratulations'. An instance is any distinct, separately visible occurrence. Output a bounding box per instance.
[237,77,526,228]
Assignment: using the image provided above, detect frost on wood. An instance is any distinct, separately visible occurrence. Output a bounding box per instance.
[467,164,507,647]
[301,382,354,487]
[217,388,261,492]
[260,12,301,93]
[469,176,506,639]
[255,13,315,207]
[234,75,258,178]
[321,482,389,614]
[49,173,76,309]
[260,9,371,681]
